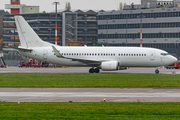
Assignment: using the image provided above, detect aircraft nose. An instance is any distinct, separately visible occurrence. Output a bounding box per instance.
[172,56,178,63]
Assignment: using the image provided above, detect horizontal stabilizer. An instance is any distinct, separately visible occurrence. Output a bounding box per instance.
[6,46,33,51]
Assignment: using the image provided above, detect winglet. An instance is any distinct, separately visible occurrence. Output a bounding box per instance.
[52,46,65,58]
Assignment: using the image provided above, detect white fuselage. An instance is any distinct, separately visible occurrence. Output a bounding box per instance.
[18,46,177,67]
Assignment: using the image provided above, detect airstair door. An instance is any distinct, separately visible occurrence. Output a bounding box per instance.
[43,50,48,60]
[150,51,155,60]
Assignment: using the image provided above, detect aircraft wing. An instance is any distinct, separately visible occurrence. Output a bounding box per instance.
[52,46,104,65]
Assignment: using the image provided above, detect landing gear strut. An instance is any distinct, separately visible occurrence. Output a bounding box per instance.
[155,69,159,74]
[89,67,100,73]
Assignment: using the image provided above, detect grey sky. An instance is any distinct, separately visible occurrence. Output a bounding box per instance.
[0,0,141,13]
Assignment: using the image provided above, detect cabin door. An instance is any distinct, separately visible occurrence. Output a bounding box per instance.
[150,51,155,60]
[43,50,48,60]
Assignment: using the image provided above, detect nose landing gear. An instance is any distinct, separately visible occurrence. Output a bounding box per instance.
[155,69,159,74]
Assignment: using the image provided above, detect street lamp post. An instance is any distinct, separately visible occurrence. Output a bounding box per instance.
[139,13,145,47]
[53,1,60,45]
[126,18,127,46]
[106,18,108,46]
[140,14,142,47]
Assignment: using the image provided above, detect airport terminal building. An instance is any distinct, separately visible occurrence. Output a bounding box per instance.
[98,7,180,58]
[3,10,98,47]
[2,10,98,65]
[3,0,180,66]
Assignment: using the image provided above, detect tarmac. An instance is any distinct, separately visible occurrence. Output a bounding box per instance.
[0,66,179,74]
[1,88,180,102]
[0,67,180,102]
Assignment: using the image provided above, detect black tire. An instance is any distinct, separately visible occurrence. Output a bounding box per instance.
[94,68,100,73]
[89,68,94,73]
[155,70,159,74]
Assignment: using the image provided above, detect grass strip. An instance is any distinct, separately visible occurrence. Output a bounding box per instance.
[0,73,180,87]
[0,102,180,119]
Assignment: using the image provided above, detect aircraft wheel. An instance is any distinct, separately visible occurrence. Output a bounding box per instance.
[89,68,94,73]
[155,69,159,74]
[94,68,100,73]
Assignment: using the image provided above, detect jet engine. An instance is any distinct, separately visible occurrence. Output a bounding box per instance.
[101,61,119,71]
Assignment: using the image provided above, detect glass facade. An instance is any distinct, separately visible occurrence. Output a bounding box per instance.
[98,8,180,58]
[98,12,180,20]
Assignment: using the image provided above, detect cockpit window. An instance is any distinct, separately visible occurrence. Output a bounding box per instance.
[161,53,169,56]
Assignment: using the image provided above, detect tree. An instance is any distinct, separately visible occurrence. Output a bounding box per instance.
[0,10,10,16]
[65,2,71,11]
[124,3,127,8]
[119,2,123,11]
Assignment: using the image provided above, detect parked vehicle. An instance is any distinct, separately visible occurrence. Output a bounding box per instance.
[18,59,27,67]
[166,61,180,69]
[19,58,49,68]
[0,52,6,68]
[42,61,49,67]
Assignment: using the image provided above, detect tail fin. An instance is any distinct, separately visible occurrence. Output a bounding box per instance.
[14,16,52,47]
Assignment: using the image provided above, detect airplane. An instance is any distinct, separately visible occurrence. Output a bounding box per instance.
[12,16,177,74]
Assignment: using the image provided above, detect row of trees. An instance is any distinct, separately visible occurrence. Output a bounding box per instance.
[65,2,71,11]
[65,2,127,11]
[118,2,127,11]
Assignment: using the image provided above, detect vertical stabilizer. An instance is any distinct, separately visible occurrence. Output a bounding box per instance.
[14,16,52,47]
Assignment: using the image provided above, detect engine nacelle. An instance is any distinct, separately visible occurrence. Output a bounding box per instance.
[101,61,119,71]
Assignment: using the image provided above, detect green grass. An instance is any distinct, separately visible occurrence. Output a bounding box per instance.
[0,73,180,87]
[0,102,180,119]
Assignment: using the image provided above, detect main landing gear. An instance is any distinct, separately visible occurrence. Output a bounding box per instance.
[89,67,100,73]
[155,69,159,74]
